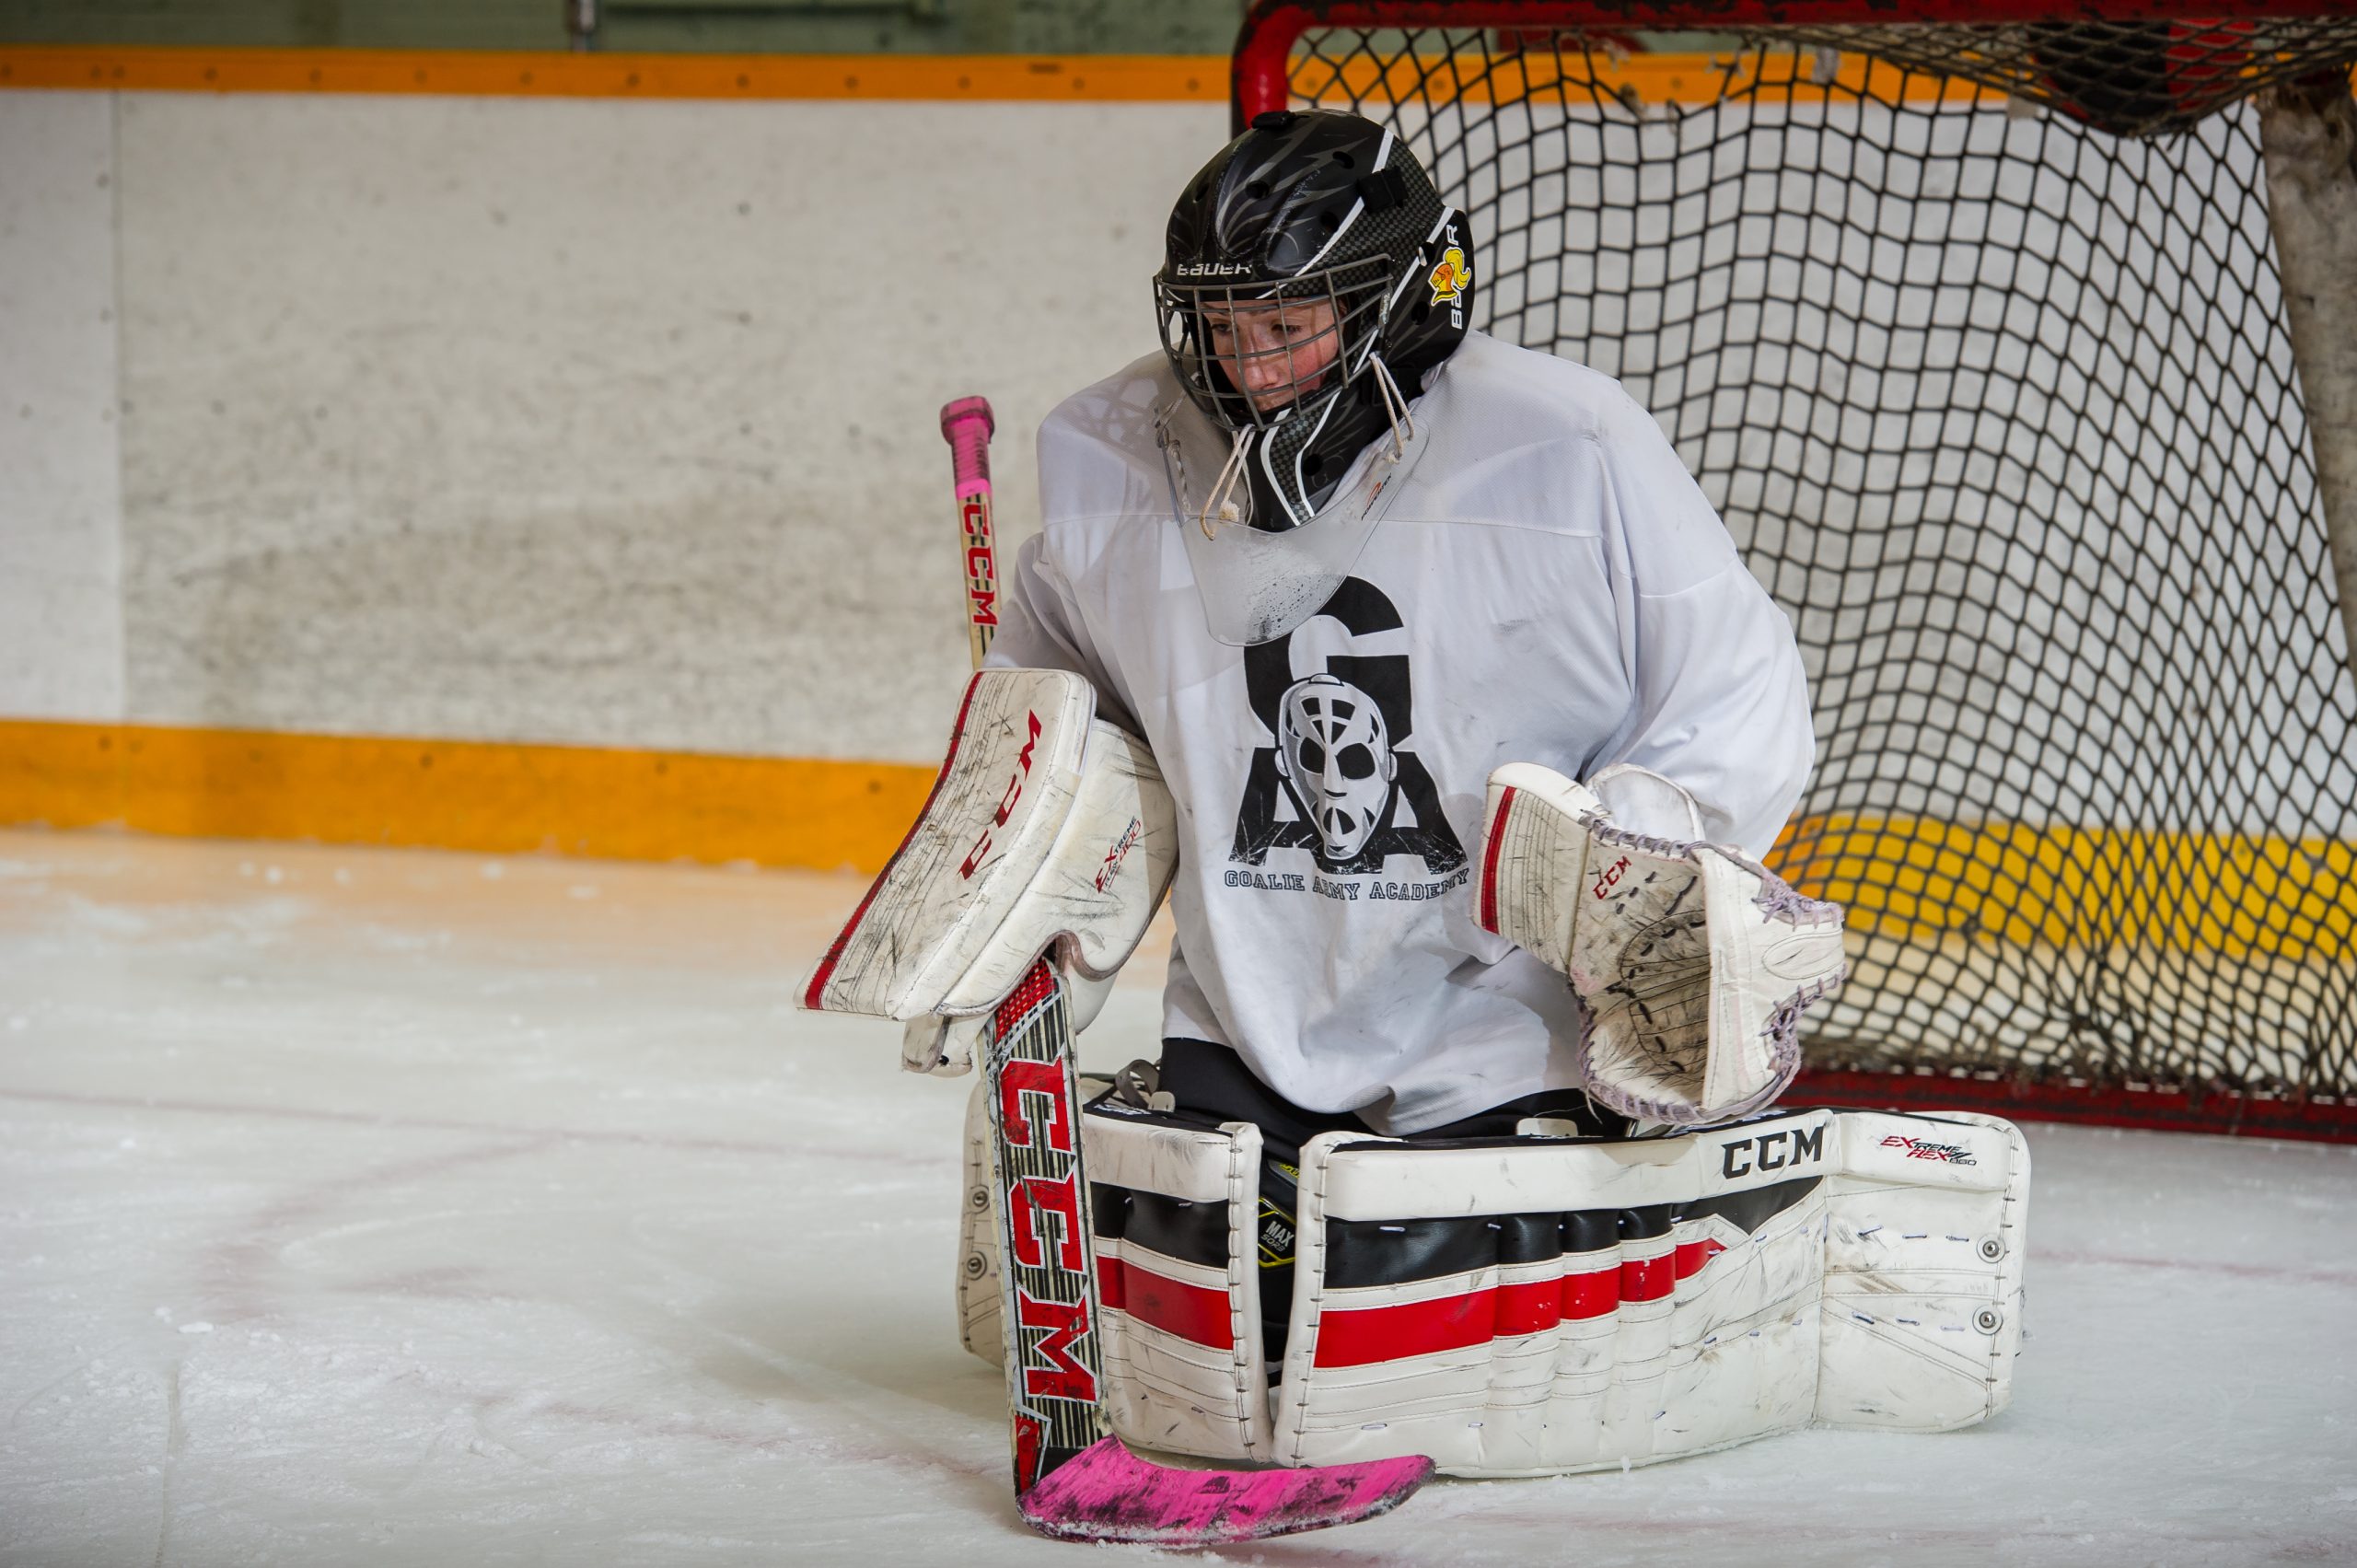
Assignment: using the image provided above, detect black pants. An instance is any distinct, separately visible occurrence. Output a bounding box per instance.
[1156,1039,1630,1366]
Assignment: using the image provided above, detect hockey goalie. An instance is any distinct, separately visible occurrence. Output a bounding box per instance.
[807,109,2028,1517]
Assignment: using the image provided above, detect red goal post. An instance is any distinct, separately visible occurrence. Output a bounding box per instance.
[1234,0,2357,133]
[1229,2,2357,1139]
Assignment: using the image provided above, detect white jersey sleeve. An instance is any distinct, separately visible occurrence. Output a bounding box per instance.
[981,531,1140,736]
[1585,393,1813,859]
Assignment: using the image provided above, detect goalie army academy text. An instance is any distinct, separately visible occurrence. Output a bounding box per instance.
[1222,865,1469,901]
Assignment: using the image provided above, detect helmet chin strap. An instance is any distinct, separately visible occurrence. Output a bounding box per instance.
[1369,354,1416,459]
[1199,426,1254,540]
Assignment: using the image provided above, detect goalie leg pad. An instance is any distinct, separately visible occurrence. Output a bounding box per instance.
[1246,1109,2027,1478]
[957,1072,1004,1363]
[1086,1099,1277,1461]
[1817,1110,2030,1433]
[803,668,1178,1047]
[1274,1113,1835,1476]
[959,1088,1278,1464]
[973,1104,2032,1474]
[1478,761,1847,1124]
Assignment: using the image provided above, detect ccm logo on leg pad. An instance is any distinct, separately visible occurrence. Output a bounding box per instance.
[1719,1123,1825,1179]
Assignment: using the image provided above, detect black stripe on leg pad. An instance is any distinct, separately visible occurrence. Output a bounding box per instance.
[1329,1211,1648,1289]
[1322,1179,1825,1290]
[1616,1204,1673,1242]
[1092,1185,1230,1268]
[1679,1176,1823,1238]
[1325,1214,1502,1287]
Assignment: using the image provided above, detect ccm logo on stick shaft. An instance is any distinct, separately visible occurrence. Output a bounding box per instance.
[941,395,1000,668]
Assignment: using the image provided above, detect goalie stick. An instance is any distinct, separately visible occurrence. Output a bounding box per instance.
[935,397,1434,1546]
[941,396,1001,668]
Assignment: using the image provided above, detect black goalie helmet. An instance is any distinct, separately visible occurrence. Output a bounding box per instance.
[1155,110,1472,534]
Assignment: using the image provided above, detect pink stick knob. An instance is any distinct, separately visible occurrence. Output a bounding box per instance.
[941,396,996,494]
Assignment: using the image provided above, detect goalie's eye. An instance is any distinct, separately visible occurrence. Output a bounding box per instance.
[1300,739,1327,772]
[1339,744,1376,780]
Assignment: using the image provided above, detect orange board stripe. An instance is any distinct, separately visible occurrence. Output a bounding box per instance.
[0,45,1227,101]
[0,43,1982,107]
[0,718,933,875]
[4,43,2347,108]
[4,717,2348,960]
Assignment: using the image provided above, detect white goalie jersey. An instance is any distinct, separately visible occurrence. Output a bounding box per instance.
[988,331,1816,1132]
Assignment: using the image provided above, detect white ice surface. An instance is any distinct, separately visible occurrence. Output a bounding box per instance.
[1,829,2351,1567]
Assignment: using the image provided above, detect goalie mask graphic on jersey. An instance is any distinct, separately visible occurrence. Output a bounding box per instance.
[1231,577,1464,878]
[1275,674,1398,865]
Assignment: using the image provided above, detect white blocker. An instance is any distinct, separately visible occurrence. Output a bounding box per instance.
[799,667,1178,1074]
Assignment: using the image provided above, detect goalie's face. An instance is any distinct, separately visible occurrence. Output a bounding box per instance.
[1201,297,1344,413]
[1157,257,1390,437]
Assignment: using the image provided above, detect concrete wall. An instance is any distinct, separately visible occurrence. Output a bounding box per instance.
[0,92,122,720]
[3,87,1223,761]
[0,0,1247,53]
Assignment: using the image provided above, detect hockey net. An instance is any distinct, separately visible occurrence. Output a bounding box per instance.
[1234,3,2357,1138]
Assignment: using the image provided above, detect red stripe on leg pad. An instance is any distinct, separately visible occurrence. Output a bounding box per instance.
[1116,1261,1233,1352]
[1317,1259,1649,1368]
[1097,1255,1127,1312]
[1621,1253,1675,1303]
[1316,1287,1500,1369]
[1562,1264,1620,1320]
[1674,1238,1727,1280]
[1492,1278,1562,1338]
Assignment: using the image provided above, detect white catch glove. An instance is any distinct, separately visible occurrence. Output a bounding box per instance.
[1477,763,1846,1124]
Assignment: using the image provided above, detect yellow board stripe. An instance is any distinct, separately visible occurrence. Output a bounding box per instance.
[0,719,933,874]
[0,45,1226,101]
[1773,815,2355,967]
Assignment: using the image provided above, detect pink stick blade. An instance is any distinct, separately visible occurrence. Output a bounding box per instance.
[1016,1436,1434,1547]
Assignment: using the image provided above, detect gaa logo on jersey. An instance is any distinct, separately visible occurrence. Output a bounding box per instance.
[1228,577,1466,879]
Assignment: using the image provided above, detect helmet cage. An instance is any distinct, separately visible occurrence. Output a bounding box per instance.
[1155,256,1397,435]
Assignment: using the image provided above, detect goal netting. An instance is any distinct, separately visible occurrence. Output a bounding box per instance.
[1235,4,2357,1136]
